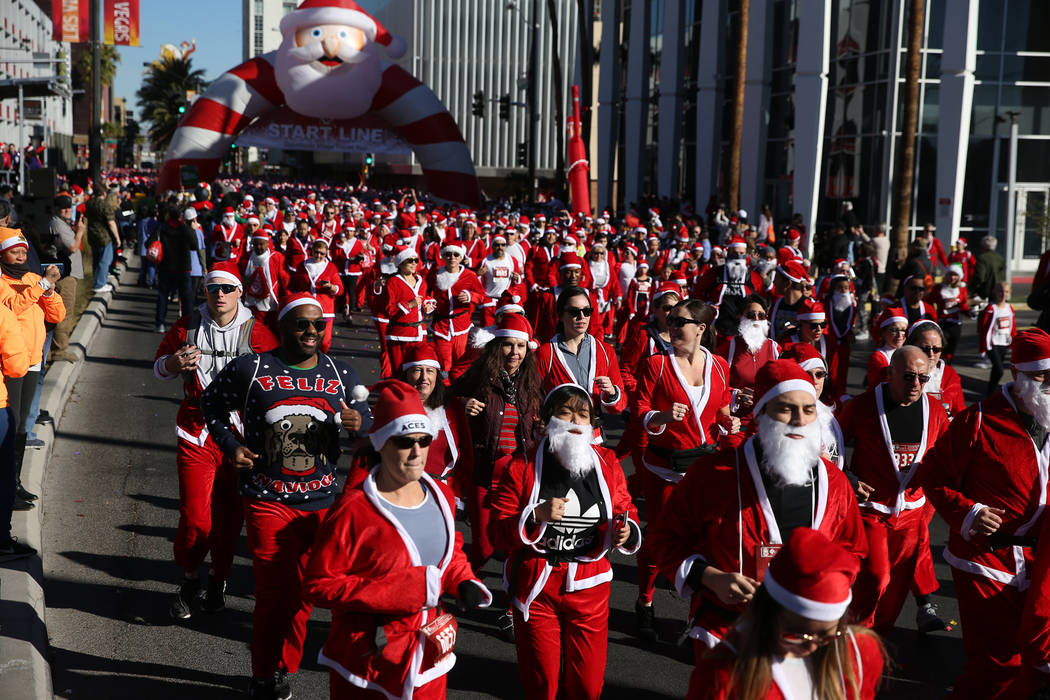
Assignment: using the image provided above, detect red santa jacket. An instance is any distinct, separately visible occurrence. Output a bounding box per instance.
[303,470,491,700]
[290,260,342,317]
[716,336,781,395]
[426,267,485,340]
[918,385,1049,590]
[625,277,655,321]
[462,236,488,270]
[239,250,290,309]
[866,347,894,388]
[487,442,641,621]
[928,284,970,324]
[153,305,278,443]
[587,258,622,314]
[284,233,313,273]
[838,385,949,526]
[425,397,473,498]
[691,629,884,700]
[536,334,629,414]
[926,360,966,418]
[332,235,373,277]
[385,274,431,342]
[979,302,1016,354]
[636,348,733,483]
[530,286,602,344]
[648,438,867,648]
[209,221,244,258]
[525,244,559,291]
[949,249,977,281]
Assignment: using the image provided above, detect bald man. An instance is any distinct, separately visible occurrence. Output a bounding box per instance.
[838,345,949,635]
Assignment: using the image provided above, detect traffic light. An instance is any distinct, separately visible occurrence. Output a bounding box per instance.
[472,91,485,118]
[499,94,510,121]
[364,152,374,166]
[516,142,528,167]
[178,104,186,114]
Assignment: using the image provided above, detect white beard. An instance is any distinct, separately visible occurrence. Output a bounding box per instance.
[1015,373,1050,432]
[618,262,636,289]
[755,413,822,487]
[755,259,776,275]
[546,417,596,478]
[831,292,854,313]
[274,35,382,120]
[738,319,770,353]
[940,284,960,299]
[435,268,461,291]
[590,260,609,288]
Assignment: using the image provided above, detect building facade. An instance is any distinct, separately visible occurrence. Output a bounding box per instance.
[595,0,1050,272]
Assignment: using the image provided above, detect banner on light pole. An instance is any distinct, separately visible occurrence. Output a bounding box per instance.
[104,0,140,47]
[51,0,90,43]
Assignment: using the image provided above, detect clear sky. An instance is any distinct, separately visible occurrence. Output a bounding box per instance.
[109,1,244,121]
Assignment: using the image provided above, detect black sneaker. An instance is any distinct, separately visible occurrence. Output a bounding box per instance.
[15,481,38,501]
[0,537,36,561]
[169,577,201,620]
[916,601,951,634]
[35,411,53,426]
[635,600,657,643]
[201,577,226,614]
[496,609,515,643]
[247,671,291,700]
[12,496,34,511]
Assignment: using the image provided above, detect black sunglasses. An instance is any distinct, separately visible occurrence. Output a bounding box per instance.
[206,284,238,295]
[807,321,827,330]
[564,307,593,318]
[745,311,767,320]
[668,316,703,329]
[294,319,328,333]
[901,371,931,385]
[390,434,434,449]
[810,370,828,380]
[919,345,943,355]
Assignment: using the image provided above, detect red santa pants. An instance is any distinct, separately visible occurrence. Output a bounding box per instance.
[174,436,243,581]
[852,512,930,635]
[244,499,327,678]
[434,333,469,376]
[910,503,940,597]
[327,670,445,699]
[636,465,676,604]
[385,340,423,380]
[467,484,495,570]
[512,567,610,700]
[829,339,852,397]
[482,303,499,327]
[949,568,1026,699]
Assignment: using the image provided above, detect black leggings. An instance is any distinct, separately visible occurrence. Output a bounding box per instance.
[943,322,962,362]
[6,371,39,477]
[987,345,1008,396]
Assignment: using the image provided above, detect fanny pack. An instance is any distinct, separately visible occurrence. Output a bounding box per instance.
[419,612,458,670]
[649,444,719,473]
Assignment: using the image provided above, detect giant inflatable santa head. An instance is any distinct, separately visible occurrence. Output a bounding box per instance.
[274,0,406,120]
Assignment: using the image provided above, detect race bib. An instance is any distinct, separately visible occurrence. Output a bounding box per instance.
[893,442,920,473]
[997,317,1012,330]
[755,543,782,577]
[420,612,458,670]
[494,267,510,279]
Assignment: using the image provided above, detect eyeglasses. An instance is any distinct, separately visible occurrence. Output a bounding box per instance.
[781,628,845,647]
[800,284,814,291]
[919,345,943,355]
[492,243,506,248]
[390,434,434,449]
[886,328,908,336]
[901,371,931,385]
[294,319,328,333]
[564,307,593,319]
[744,311,767,321]
[807,321,827,330]
[810,370,828,380]
[206,284,238,295]
[668,316,704,329]
[441,251,462,258]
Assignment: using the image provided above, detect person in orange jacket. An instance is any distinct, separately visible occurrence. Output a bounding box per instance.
[0,284,29,559]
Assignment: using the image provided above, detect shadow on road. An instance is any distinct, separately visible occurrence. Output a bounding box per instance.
[50,648,245,699]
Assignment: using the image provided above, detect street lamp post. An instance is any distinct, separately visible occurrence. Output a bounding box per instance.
[527,0,538,193]
[1004,110,1020,285]
[89,0,102,186]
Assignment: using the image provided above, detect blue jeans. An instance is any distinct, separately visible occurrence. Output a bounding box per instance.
[0,406,17,541]
[92,242,114,290]
[138,259,157,287]
[25,330,52,441]
[156,269,194,326]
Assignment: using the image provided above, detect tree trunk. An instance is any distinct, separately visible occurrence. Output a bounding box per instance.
[727,0,749,212]
[892,0,925,276]
[575,0,594,146]
[547,0,567,199]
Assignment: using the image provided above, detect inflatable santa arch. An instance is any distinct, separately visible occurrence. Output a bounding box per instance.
[157,0,480,206]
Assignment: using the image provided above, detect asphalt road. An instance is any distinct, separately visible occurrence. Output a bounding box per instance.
[41,259,1021,699]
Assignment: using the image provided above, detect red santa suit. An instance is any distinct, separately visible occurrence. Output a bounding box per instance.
[315,216,340,242]
[384,273,431,377]
[588,254,622,337]
[918,384,1050,699]
[925,360,967,418]
[462,236,488,270]
[716,335,781,417]
[634,348,733,604]
[825,297,857,398]
[929,283,970,324]
[303,469,491,700]
[424,397,473,499]
[488,441,641,700]
[525,243,559,292]
[284,232,313,273]
[478,253,523,326]
[866,347,894,388]
[536,334,629,419]
[239,246,290,326]
[210,219,244,260]
[427,265,485,372]
[838,385,948,635]
[154,300,278,585]
[648,438,867,655]
[949,248,977,282]
[331,233,373,313]
[289,259,342,352]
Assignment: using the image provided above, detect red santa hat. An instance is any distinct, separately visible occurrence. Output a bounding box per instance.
[947,263,964,279]
[492,314,537,350]
[559,252,583,270]
[204,262,243,289]
[496,290,525,316]
[1012,328,1050,372]
[246,215,261,225]
[278,292,324,320]
[752,360,817,417]
[393,245,419,266]
[877,308,908,329]
[795,299,826,323]
[651,282,682,305]
[441,238,466,257]
[786,227,802,241]
[401,343,442,372]
[264,395,333,425]
[780,342,826,373]
[280,0,407,58]
[222,206,235,215]
[777,260,811,285]
[368,379,434,450]
[491,234,507,244]
[764,528,860,622]
[727,236,747,251]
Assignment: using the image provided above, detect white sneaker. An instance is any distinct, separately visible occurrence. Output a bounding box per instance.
[974,358,992,369]
[94,283,113,294]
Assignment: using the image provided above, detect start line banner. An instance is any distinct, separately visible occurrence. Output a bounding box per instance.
[236,108,411,155]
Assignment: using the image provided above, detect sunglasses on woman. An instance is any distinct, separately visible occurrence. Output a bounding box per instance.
[810,370,828,380]
[390,434,434,449]
[919,345,943,355]
[564,307,593,318]
[294,319,328,333]
[781,627,845,647]
[807,321,827,330]
[668,316,703,329]
[744,311,767,321]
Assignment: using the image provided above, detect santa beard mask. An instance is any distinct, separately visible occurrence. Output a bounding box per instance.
[755,412,821,487]
[1015,372,1050,431]
[274,33,382,119]
[737,317,770,353]
[546,417,596,479]
[831,291,854,313]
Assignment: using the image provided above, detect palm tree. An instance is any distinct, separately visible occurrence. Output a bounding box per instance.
[75,44,120,87]
[136,55,208,154]
[727,0,749,213]
[891,0,925,284]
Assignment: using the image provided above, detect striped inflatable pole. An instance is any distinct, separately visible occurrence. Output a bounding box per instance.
[157,51,480,207]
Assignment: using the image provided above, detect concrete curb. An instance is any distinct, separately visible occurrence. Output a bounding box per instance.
[0,259,128,700]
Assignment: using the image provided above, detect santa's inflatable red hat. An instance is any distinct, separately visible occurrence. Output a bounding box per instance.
[780,342,826,373]
[1012,328,1050,372]
[764,527,860,622]
[752,359,817,417]
[796,299,826,323]
[280,0,406,58]
[401,343,442,372]
[492,314,537,350]
[368,379,434,450]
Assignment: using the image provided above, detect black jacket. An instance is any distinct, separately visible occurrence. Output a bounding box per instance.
[158,219,198,275]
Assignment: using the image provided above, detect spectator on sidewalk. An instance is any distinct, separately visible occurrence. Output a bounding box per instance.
[136,203,160,288]
[155,206,199,334]
[86,183,121,294]
[46,195,84,365]
[971,235,1006,303]
[0,279,29,560]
